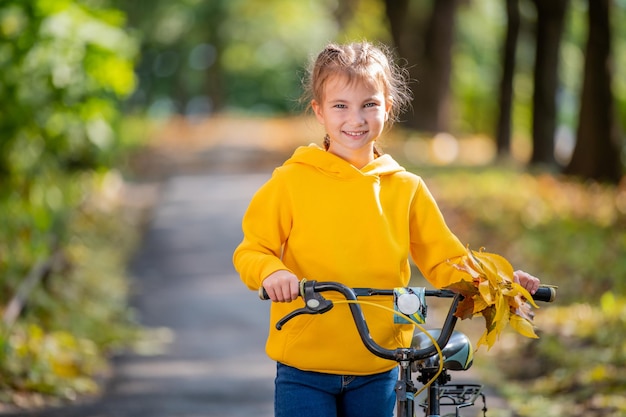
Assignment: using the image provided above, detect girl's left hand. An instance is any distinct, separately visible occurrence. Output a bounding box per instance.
[514,270,540,295]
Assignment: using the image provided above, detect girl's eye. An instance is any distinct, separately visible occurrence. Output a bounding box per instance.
[364,102,378,108]
[333,104,347,109]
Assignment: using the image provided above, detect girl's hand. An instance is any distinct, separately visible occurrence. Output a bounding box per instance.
[262,270,300,302]
[514,270,540,295]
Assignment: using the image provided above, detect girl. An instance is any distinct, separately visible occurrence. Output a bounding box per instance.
[233,41,539,417]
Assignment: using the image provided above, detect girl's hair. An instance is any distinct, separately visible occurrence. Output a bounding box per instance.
[301,41,413,128]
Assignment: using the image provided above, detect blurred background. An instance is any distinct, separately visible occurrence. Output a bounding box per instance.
[0,0,625,416]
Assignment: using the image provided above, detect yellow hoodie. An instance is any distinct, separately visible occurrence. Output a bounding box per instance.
[233,144,469,375]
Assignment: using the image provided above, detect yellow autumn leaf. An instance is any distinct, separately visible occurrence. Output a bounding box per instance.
[464,258,483,279]
[469,250,501,288]
[476,330,489,348]
[509,314,539,339]
[466,250,487,278]
[472,295,490,314]
[495,296,510,334]
[478,279,494,305]
[474,251,515,279]
[504,282,540,308]
[476,325,498,349]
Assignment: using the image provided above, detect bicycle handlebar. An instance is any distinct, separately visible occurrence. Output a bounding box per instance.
[259,280,556,363]
[259,282,556,304]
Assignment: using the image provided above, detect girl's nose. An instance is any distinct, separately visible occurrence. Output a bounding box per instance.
[349,109,366,125]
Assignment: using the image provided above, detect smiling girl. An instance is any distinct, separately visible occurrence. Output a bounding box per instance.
[233,41,539,417]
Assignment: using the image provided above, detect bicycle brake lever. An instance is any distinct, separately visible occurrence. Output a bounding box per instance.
[275,282,333,330]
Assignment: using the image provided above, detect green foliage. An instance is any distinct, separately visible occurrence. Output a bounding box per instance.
[611,1,626,143]
[0,0,137,179]
[0,0,140,404]
[334,0,391,44]
[0,0,137,292]
[453,1,506,134]
[0,0,138,288]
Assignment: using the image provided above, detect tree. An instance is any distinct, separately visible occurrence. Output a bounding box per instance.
[564,0,623,182]
[495,0,521,156]
[0,1,137,183]
[384,0,461,132]
[529,0,570,166]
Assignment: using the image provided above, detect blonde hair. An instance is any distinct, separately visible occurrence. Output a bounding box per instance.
[301,41,412,129]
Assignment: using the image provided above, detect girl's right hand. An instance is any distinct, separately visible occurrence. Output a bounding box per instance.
[261,270,300,302]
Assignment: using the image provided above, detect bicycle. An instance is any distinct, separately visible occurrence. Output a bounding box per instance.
[261,279,556,417]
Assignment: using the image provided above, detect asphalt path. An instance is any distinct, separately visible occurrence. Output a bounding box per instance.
[3,172,276,417]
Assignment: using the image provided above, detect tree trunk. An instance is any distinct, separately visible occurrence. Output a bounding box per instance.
[564,0,623,183]
[496,0,521,156]
[384,0,459,133]
[384,0,411,53]
[529,0,569,166]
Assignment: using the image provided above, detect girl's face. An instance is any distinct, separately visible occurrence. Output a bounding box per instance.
[312,74,391,168]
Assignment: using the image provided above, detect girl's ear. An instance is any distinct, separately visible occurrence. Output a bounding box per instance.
[311,99,324,125]
[385,97,393,117]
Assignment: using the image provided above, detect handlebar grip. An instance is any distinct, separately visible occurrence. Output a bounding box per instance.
[258,279,308,301]
[259,287,270,300]
[532,286,557,302]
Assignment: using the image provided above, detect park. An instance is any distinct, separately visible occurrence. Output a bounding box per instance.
[1,1,625,416]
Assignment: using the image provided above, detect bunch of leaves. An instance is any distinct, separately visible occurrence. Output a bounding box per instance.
[445,247,539,349]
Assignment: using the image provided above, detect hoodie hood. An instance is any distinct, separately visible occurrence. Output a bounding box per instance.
[283,143,405,179]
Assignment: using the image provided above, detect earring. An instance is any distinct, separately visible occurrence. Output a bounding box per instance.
[323,134,330,150]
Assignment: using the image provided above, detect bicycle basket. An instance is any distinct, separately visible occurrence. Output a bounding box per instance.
[411,329,474,371]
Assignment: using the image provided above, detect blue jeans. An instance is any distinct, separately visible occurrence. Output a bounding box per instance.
[274,363,398,417]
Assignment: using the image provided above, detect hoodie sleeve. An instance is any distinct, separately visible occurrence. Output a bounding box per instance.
[409,178,469,289]
[233,170,294,291]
